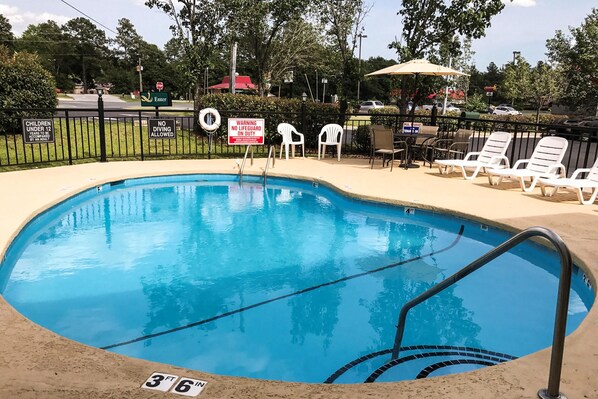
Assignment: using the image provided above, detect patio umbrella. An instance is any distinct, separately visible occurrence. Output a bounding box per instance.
[365,58,468,77]
[365,58,468,125]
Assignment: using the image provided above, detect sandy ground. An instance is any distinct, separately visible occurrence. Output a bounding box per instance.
[0,157,597,398]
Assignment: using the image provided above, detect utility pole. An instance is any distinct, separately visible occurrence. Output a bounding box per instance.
[136,57,143,94]
[512,51,520,106]
[229,42,238,94]
[357,33,367,101]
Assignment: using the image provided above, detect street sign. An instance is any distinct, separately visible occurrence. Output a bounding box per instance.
[486,91,494,97]
[156,81,164,91]
[228,118,265,145]
[22,119,55,144]
[140,91,172,107]
[148,119,176,139]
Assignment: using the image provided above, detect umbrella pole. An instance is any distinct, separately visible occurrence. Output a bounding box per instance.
[410,73,420,127]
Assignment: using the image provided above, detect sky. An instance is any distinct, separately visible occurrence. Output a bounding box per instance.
[0,0,595,71]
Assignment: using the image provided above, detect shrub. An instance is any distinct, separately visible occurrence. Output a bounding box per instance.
[196,93,339,147]
[0,46,57,134]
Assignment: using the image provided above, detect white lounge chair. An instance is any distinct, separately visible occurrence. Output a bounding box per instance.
[277,123,305,160]
[486,136,568,192]
[539,158,598,205]
[318,124,344,161]
[436,131,512,180]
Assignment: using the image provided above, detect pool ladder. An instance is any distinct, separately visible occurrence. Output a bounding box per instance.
[392,226,572,399]
[238,145,275,185]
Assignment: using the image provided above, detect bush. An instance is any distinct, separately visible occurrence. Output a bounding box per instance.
[0,46,57,134]
[196,93,339,147]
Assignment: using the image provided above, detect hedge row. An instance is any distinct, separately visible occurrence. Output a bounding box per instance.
[196,94,339,147]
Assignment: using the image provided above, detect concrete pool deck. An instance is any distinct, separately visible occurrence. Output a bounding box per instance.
[0,158,597,398]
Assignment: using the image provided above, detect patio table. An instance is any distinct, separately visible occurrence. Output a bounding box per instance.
[394,127,436,169]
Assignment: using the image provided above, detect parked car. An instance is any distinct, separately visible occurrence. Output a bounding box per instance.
[422,102,461,112]
[492,106,522,115]
[358,100,384,113]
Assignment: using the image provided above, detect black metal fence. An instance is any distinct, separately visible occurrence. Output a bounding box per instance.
[1,100,597,177]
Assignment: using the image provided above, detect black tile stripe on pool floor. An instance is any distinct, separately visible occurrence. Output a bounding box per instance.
[101,225,465,350]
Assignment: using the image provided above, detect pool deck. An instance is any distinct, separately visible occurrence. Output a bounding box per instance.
[1,157,597,399]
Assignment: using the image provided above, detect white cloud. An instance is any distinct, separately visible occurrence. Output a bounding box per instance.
[0,4,71,33]
[503,0,537,7]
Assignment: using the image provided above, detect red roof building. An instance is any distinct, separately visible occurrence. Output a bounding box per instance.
[208,76,257,93]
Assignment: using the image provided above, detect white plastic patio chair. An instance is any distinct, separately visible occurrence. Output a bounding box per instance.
[277,123,305,160]
[538,157,598,205]
[436,131,512,180]
[318,124,344,161]
[486,136,568,192]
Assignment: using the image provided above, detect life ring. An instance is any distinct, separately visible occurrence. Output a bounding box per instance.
[198,108,221,132]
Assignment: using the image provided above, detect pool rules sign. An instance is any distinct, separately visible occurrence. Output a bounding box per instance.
[22,119,54,144]
[227,118,265,145]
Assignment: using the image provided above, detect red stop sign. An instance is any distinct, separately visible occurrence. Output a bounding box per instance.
[156,81,164,91]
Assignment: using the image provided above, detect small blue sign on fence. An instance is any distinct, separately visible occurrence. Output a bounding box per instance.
[402,125,420,134]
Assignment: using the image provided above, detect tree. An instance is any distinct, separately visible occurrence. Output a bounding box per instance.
[500,53,531,107]
[225,0,316,96]
[0,14,15,52]
[546,8,598,115]
[0,46,57,133]
[145,0,230,104]
[389,0,506,110]
[62,17,109,91]
[318,0,370,118]
[528,61,562,122]
[16,21,74,91]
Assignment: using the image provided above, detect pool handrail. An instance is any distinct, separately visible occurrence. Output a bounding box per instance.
[238,145,254,183]
[263,145,275,185]
[391,226,572,399]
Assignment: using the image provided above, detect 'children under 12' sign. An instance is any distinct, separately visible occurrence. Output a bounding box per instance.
[228,118,265,145]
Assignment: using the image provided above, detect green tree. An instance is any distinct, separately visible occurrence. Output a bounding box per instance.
[145,0,230,104]
[62,17,109,91]
[546,8,598,115]
[528,61,562,121]
[0,14,15,52]
[389,0,506,110]
[500,53,531,107]
[226,0,316,96]
[16,21,74,91]
[318,0,370,118]
[0,46,57,133]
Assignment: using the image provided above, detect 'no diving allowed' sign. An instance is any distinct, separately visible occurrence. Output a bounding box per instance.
[149,119,176,139]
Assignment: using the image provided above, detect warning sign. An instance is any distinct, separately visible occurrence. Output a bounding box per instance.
[148,119,176,139]
[228,118,265,145]
[22,119,55,144]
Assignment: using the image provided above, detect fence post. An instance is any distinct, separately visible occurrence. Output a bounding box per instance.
[97,92,107,162]
[65,110,73,165]
[301,94,307,136]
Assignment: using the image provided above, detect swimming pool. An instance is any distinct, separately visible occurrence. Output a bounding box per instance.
[0,174,593,383]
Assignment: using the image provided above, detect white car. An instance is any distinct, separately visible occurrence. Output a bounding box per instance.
[492,106,522,115]
[358,100,384,113]
[422,102,461,112]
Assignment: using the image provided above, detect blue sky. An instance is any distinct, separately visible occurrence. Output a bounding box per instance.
[0,0,594,70]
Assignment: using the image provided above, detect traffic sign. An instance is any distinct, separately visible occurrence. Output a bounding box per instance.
[140,91,172,107]
[156,81,164,91]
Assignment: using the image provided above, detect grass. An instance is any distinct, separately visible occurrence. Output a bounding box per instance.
[0,118,268,170]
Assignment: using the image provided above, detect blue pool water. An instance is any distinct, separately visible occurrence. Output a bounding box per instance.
[0,174,593,383]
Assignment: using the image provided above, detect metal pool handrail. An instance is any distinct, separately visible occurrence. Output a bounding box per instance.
[263,145,275,185]
[238,145,254,183]
[391,226,572,399]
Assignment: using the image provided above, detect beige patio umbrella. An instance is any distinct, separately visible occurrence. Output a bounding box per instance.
[365,58,468,77]
[365,58,468,124]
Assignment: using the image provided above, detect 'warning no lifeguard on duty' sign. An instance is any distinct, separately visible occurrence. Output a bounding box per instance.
[228,118,265,145]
